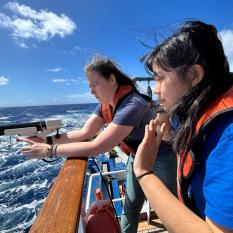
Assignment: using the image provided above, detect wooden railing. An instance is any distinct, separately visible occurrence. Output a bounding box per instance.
[30,158,87,233]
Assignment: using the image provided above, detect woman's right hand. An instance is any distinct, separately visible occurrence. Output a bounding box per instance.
[17,137,51,160]
[17,136,45,143]
[134,119,166,178]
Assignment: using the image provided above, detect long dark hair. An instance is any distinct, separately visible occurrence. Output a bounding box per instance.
[85,55,151,101]
[144,20,233,153]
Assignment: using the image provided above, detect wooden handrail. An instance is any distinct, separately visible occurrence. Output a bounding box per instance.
[30,158,87,233]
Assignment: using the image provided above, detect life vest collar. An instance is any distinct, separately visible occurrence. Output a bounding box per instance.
[101,85,134,124]
[195,86,233,135]
[113,85,133,109]
[177,86,233,205]
[101,85,136,155]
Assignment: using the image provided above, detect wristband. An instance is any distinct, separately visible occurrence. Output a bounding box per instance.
[136,171,153,180]
[46,136,53,145]
[46,146,52,158]
[46,144,58,159]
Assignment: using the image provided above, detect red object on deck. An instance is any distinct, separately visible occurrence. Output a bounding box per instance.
[95,188,103,201]
[86,189,121,233]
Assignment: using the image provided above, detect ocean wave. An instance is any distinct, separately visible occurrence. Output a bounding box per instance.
[0,199,44,232]
[66,110,80,113]
[0,104,95,232]
[0,116,9,120]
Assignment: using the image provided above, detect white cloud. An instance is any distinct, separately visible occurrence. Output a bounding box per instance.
[219,29,233,71]
[18,41,28,48]
[46,67,63,72]
[0,2,76,47]
[60,45,94,55]
[0,76,9,85]
[66,92,97,103]
[49,93,96,105]
[52,78,68,83]
[52,77,85,85]
[74,45,82,50]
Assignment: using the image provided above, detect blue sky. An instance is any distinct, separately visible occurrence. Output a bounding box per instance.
[0,0,233,107]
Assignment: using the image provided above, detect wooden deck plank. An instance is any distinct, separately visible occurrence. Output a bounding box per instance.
[137,217,168,233]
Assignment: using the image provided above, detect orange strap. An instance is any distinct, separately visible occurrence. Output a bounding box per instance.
[177,86,233,202]
[101,85,136,155]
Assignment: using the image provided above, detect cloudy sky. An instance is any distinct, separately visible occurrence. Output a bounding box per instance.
[0,0,233,107]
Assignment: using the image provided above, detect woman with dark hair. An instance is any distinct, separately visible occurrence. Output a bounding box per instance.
[19,55,177,232]
[134,20,233,232]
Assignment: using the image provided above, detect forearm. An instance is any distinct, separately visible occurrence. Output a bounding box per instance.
[51,128,92,144]
[23,122,131,160]
[139,174,213,233]
[56,140,110,158]
[50,114,103,144]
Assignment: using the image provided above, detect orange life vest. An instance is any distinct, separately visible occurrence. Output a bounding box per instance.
[177,86,233,214]
[101,85,141,155]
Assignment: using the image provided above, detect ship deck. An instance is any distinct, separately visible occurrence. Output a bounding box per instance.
[29,156,169,233]
[138,217,168,232]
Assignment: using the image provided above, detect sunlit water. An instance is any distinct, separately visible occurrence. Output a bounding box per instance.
[0,104,98,233]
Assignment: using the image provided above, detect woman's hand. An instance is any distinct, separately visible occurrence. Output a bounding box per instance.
[134,119,166,177]
[18,137,50,160]
[27,136,45,143]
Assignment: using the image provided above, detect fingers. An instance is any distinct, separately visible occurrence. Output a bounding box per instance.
[21,145,33,154]
[16,137,36,145]
[149,119,157,136]
[143,119,167,145]
[142,125,150,142]
[143,119,159,143]
[144,120,164,150]
[20,144,47,160]
[160,123,167,134]
[154,122,166,147]
[134,119,166,177]
[18,138,37,156]
[156,122,166,141]
[28,136,45,143]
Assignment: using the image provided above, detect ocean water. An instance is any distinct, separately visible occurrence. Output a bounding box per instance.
[0,104,98,233]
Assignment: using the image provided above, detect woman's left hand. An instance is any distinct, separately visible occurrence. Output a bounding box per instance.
[134,119,166,178]
[18,137,50,160]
